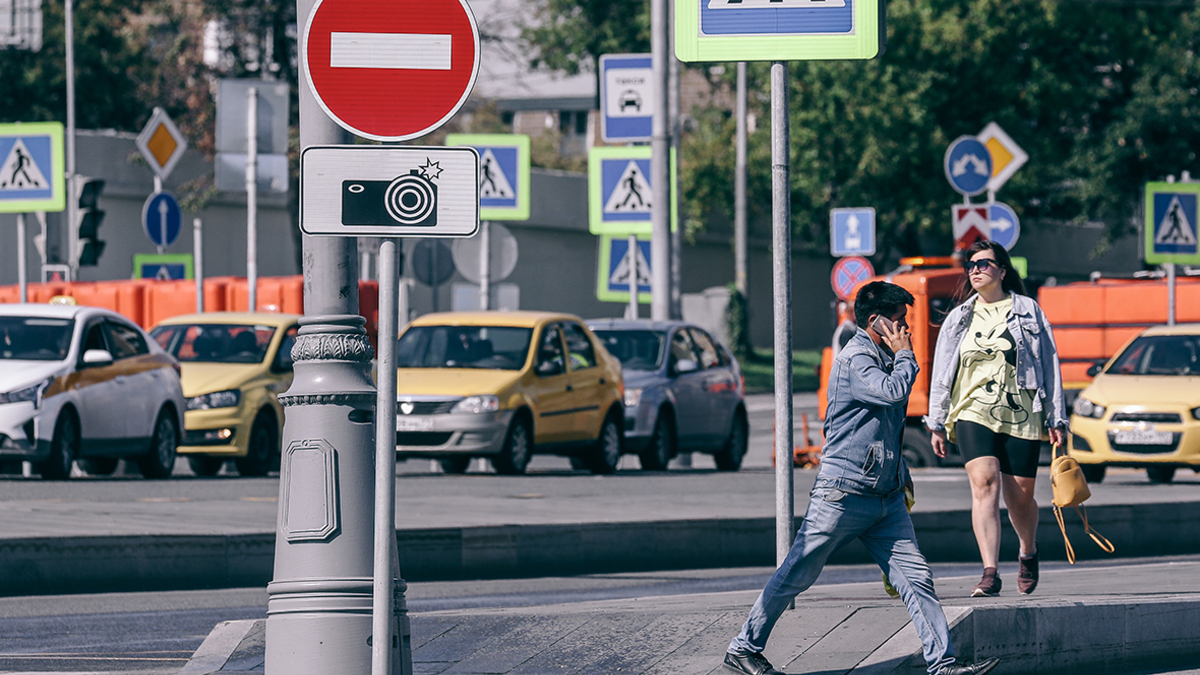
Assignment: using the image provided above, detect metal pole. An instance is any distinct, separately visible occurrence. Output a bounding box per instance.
[64,0,76,276]
[771,61,794,568]
[629,234,639,319]
[735,62,748,296]
[668,0,682,320]
[1167,262,1176,326]
[372,239,399,675]
[649,0,670,321]
[247,86,259,312]
[154,176,164,254]
[479,221,491,310]
[194,218,204,312]
[17,213,28,303]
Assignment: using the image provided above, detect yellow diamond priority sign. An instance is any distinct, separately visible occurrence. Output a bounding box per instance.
[136,107,188,181]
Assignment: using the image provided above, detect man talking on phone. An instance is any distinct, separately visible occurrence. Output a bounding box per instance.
[722,281,998,675]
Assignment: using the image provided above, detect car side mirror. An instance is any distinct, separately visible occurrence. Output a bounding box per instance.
[673,358,699,375]
[1087,360,1105,377]
[537,360,564,376]
[82,349,114,367]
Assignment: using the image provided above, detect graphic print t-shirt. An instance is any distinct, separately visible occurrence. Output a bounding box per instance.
[946,296,1043,441]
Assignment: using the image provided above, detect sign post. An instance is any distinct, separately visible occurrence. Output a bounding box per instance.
[1145,182,1200,326]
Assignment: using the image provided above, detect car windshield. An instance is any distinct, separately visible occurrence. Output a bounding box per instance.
[1106,334,1200,376]
[592,329,666,371]
[151,324,276,364]
[0,317,74,361]
[396,325,532,371]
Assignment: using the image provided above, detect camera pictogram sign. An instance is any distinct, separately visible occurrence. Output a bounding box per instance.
[300,145,479,237]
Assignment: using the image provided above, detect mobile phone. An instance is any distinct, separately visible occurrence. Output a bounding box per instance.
[871,316,894,335]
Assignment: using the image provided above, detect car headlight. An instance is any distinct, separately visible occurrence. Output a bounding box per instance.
[187,389,242,410]
[0,377,53,407]
[624,388,643,408]
[1072,396,1106,419]
[451,395,499,414]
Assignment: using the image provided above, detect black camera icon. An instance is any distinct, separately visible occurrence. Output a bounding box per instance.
[342,170,438,227]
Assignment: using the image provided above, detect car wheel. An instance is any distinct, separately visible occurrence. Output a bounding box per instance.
[439,457,471,474]
[901,426,939,468]
[1147,466,1176,484]
[639,412,674,471]
[189,456,225,477]
[586,412,622,475]
[492,416,531,475]
[1080,464,1106,483]
[137,409,178,479]
[39,411,79,480]
[236,415,276,477]
[714,409,748,472]
[80,457,118,476]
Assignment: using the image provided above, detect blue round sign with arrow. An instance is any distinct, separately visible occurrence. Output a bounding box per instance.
[988,202,1021,251]
[944,136,993,197]
[142,191,182,248]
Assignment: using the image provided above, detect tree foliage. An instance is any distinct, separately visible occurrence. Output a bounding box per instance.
[519,0,651,75]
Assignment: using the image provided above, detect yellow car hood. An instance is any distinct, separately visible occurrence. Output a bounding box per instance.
[180,363,264,397]
[395,368,522,397]
[1085,374,1200,407]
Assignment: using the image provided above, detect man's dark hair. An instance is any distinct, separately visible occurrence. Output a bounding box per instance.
[854,281,915,328]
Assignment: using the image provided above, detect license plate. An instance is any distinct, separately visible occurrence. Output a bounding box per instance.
[397,417,434,432]
[1114,430,1173,445]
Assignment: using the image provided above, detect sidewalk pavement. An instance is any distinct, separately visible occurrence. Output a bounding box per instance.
[184,558,1200,675]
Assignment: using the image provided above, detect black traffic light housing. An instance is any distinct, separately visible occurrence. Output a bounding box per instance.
[76,178,105,266]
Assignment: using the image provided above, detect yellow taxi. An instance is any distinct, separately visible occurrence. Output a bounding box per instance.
[1069,323,1200,484]
[393,311,625,475]
[150,312,300,477]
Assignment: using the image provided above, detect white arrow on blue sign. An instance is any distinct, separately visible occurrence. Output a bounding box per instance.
[142,191,182,248]
[988,202,1020,251]
[944,136,992,197]
[830,207,876,257]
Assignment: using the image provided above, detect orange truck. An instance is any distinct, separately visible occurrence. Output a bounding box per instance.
[817,258,1200,468]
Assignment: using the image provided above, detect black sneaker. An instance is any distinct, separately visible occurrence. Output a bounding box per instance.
[1018,552,1039,595]
[971,567,1002,597]
[933,657,1000,675]
[723,651,784,675]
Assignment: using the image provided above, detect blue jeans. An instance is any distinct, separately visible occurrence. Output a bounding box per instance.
[728,488,956,673]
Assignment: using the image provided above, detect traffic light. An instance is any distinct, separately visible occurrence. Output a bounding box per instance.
[76,178,106,266]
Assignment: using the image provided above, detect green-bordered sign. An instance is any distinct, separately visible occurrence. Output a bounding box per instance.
[0,122,65,213]
[446,133,530,221]
[588,146,678,235]
[1145,182,1200,265]
[596,233,652,303]
[134,253,194,280]
[675,0,883,63]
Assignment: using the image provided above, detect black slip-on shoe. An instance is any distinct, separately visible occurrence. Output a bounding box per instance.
[723,651,784,675]
[933,657,1000,675]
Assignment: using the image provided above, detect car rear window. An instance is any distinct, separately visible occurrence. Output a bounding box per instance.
[1107,334,1200,376]
[151,324,276,364]
[592,330,666,371]
[0,317,74,361]
[396,326,532,371]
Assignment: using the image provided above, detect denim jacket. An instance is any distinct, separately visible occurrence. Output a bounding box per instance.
[817,329,915,496]
[923,292,1068,433]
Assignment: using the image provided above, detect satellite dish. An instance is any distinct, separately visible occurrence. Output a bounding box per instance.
[452,222,519,284]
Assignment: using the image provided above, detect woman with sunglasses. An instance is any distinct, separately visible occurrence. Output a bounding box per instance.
[924,240,1067,597]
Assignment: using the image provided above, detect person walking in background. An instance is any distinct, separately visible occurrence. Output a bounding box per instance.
[925,240,1068,597]
[722,281,998,675]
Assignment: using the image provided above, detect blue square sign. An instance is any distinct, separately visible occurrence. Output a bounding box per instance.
[830,207,875,257]
[1145,183,1200,264]
[601,54,654,143]
[445,134,531,221]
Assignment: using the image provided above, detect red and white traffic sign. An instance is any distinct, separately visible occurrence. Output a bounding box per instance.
[302,0,480,142]
[831,256,875,301]
[952,204,990,251]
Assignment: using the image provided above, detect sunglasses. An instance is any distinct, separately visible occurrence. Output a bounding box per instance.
[964,258,999,274]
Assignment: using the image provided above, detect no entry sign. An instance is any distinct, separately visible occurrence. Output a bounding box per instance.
[302,0,480,142]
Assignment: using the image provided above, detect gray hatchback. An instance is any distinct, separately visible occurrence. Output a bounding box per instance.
[588,320,748,471]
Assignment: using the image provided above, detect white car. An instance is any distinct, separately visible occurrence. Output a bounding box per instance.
[0,304,186,479]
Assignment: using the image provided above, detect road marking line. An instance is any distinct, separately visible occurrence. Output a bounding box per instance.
[330,32,452,70]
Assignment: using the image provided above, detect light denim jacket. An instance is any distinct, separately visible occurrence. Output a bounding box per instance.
[923,292,1068,433]
[817,329,915,496]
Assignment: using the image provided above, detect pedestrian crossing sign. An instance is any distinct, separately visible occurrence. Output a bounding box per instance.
[445,134,530,221]
[0,122,65,213]
[588,146,678,235]
[1145,182,1200,264]
[133,253,194,280]
[596,233,652,303]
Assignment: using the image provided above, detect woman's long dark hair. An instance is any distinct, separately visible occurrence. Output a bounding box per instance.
[955,239,1026,303]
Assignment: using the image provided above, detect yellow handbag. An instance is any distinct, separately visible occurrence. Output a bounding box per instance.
[1050,442,1115,564]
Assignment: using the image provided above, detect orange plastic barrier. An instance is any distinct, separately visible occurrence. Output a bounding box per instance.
[1053,327,1106,361]
[0,285,20,304]
[144,280,199,328]
[1103,325,1144,355]
[1061,361,1094,385]
[359,280,379,350]
[222,275,304,313]
[1039,284,1107,326]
